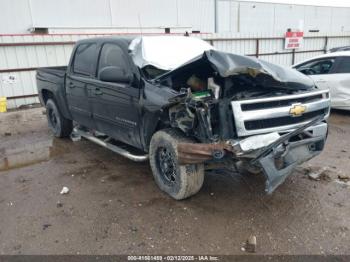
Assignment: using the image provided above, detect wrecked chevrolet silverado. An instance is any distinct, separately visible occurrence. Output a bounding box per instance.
[36,36,330,200]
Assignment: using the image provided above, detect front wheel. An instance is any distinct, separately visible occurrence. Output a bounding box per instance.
[149,129,204,200]
[46,99,72,138]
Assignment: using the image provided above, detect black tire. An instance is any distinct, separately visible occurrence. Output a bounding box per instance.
[46,99,72,138]
[149,129,204,200]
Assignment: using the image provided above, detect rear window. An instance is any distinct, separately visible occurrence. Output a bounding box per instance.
[73,43,97,76]
[98,43,128,71]
[334,57,350,73]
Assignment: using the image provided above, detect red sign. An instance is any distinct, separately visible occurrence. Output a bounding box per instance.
[285,31,304,49]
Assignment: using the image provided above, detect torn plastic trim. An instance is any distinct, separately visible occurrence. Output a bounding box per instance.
[258,135,325,194]
[250,115,326,194]
[228,132,281,155]
[250,115,324,165]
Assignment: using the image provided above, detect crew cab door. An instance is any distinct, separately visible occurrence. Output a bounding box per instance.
[91,42,141,148]
[66,42,97,129]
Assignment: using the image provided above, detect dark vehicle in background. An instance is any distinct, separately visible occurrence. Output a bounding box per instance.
[37,36,330,200]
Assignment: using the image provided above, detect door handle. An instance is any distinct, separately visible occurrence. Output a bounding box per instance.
[69,82,75,88]
[95,88,103,95]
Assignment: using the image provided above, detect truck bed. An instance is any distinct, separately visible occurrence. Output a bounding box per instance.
[36,66,71,119]
[36,66,67,85]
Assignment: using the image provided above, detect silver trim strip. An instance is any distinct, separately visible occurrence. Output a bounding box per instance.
[238,89,328,104]
[74,128,149,162]
[241,99,330,121]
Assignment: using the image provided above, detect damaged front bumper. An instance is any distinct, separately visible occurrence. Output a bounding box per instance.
[255,121,327,193]
[178,116,328,194]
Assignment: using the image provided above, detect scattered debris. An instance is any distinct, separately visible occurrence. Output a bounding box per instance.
[243,235,257,253]
[129,226,138,233]
[42,224,52,230]
[308,172,321,181]
[210,192,214,196]
[335,180,350,187]
[4,132,11,136]
[16,177,29,183]
[56,201,63,208]
[338,174,350,182]
[307,167,333,182]
[70,133,81,142]
[60,187,70,195]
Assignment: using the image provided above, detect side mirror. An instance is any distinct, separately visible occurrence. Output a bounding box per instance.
[99,66,133,83]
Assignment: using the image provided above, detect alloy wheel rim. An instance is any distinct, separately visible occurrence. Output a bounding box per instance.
[156,147,176,183]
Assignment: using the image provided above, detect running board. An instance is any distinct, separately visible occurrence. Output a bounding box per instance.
[73,128,149,162]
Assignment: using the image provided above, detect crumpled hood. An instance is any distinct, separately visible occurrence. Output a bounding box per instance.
[157,50,315,90]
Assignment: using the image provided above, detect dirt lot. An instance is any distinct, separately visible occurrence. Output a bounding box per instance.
[0,107,349,255]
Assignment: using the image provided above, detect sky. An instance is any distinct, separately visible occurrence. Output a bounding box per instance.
[239,0,350,7]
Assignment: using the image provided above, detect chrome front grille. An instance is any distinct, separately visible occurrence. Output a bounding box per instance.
[231,89,331,137]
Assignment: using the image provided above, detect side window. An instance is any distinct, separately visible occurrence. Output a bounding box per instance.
[296,58,335,75]
[98,44,129,72]
[334,57,350,74]
[73,43,97,76]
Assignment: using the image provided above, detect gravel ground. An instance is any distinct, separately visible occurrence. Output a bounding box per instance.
[0,107,349,255]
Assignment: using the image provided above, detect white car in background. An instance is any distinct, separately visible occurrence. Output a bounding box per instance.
[293,51,350,110]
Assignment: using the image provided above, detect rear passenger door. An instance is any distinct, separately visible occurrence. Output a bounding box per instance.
[329,56,350,109]
[66,43,97,129]
[91,42,141,147]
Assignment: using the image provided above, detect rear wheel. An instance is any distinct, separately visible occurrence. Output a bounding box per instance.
[46,99,72,138]
[149,129,204,200]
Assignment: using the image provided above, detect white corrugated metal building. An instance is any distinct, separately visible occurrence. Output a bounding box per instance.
[1,0,350,34]
[1,0,350,109]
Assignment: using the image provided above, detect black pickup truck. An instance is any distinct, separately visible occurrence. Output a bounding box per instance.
[36,36,330,200]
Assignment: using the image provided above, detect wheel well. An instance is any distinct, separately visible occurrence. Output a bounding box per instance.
[41,89,54,104]
[154,121,168,133]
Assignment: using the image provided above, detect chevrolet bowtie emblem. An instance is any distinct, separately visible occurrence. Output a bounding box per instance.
[289,104,306,117]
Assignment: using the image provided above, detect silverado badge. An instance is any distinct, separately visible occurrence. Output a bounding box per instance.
[289,104,307,117]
